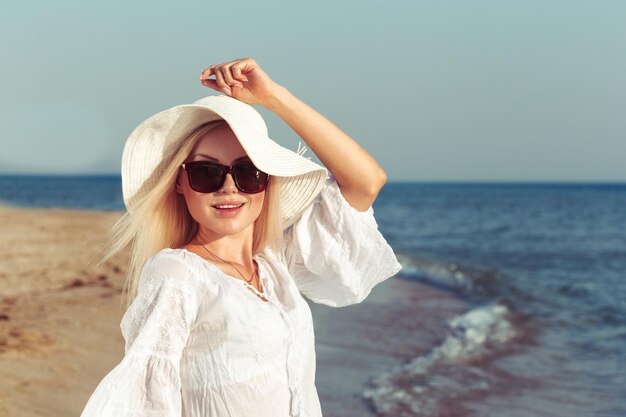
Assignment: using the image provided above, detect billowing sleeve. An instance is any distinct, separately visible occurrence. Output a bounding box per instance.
[282,174,402,307]
[80,253,198,417]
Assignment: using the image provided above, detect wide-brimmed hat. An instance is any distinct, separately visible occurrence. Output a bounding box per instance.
[121,94,329,230]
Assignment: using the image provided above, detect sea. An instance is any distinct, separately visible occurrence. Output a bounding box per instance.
[1,175,624,417]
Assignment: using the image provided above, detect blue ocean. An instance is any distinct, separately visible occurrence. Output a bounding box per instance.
[1,175,624,416]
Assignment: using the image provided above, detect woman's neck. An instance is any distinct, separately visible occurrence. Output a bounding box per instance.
[190,228,254,268]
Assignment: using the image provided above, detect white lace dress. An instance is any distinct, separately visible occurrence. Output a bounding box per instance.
[79,175,402,417]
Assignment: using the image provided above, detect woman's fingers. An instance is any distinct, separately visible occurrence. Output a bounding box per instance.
[201,64,241,95]
[201,59,251,83]
[219,65,238,85]
[220,58,253,83]
[231,62,250,82]
[199,65,215,81]
[212,67,231,94]
[200,67,230,94]
[199,57,274,103]
[201,78,220,91]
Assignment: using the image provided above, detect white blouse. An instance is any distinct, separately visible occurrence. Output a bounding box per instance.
[80,175,402,417]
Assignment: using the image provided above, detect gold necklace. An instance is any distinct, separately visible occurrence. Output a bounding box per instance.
[200,245,257,284]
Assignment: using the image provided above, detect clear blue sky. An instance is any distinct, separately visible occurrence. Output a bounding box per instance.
[0,0,624,181]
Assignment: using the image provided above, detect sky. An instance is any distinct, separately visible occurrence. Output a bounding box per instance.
[0,0,624,182]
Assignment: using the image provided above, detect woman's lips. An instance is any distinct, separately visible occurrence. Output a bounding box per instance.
[212,203,245,217]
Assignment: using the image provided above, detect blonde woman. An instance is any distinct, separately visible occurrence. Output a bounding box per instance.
[80,57,402,417]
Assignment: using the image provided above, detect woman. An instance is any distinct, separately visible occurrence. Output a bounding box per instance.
[81,57,402,417]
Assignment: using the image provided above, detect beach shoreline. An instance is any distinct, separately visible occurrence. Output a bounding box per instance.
[0,204,470,417]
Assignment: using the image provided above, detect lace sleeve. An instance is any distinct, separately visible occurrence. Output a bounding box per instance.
[282,175,402,307]
[80,253,198,417]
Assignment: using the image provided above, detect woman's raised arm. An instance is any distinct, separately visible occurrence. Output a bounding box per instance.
[200,57,387,212]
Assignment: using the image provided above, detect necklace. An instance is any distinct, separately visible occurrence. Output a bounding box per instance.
[200,245,257,284]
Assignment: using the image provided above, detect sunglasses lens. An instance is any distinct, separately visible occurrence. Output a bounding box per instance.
[187,163,224,193]
[234,164,269,193]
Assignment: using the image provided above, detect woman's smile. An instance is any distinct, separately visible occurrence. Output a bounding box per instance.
[212,201,246,217]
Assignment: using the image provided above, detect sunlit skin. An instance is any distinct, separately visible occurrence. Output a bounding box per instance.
[175,124,266,287]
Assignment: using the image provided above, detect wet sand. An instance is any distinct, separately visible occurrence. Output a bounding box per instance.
[0,204,470,417]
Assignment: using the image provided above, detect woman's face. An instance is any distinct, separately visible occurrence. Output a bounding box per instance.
[175,124,266,240]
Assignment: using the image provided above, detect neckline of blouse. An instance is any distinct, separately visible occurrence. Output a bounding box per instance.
[170,248,272,303]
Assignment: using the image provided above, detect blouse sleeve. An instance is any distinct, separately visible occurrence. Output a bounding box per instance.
[282,174,402,308]
[80,253,198,417]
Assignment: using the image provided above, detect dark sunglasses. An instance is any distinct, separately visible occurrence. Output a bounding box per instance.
[180,160,270,194]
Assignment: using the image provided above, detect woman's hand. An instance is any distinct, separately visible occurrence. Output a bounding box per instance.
[199,57,281,107]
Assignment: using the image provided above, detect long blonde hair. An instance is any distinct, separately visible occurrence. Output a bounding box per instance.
[95,120,283,313]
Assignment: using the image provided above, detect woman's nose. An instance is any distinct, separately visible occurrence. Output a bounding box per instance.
[218,173,238,193]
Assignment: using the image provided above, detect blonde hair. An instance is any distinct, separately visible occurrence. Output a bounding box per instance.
[95,120,283,313]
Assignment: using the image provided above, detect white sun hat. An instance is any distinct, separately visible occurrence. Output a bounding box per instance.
[121,94,329,230]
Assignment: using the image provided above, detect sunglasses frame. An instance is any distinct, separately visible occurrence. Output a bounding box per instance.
[180,160,270,194]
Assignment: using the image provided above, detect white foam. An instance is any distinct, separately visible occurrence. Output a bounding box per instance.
[362,302,517,416]
[395,254,475,292]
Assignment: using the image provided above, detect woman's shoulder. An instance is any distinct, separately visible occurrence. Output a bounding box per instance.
[142,248,208,289]
[155,247,221,273]
[149,247,198,269]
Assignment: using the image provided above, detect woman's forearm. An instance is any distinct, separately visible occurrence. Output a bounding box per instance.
[264,84,387,211]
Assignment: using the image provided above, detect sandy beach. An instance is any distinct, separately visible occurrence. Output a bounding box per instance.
[0,203,470,417]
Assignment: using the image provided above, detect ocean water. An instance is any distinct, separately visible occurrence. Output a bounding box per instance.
[367,182,626,417]
[1,175,625,416]
[0,175,124,210]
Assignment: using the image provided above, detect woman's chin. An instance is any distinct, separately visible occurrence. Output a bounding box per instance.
[204,220,252,237]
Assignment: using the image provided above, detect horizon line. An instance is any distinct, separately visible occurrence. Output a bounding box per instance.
[0,172,625,185]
